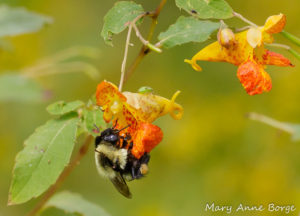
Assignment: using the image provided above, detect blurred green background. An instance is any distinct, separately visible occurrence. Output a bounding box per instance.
[1,0,300,215]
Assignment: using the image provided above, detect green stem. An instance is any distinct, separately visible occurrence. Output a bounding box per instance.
[247,112,294,134]
[288,48,300,61]
[132,22,162,53]
[123,0,167,83]
[233,12,258,28]
[266,43,300,61]
[119,24,133,92]
[281,30,300,47]
[266,43,290,50]
[147,43,162,53]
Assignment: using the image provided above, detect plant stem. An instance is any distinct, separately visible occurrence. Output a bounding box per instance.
[132,23,162,53]
[26,135,94,216]
[235,25,251,32]
[153,0,167,17]
[233,12,258,28]
[266,43,300,61]
[288,48,300,61]
[119,24,133,91]
[118,6,165,91]
[124,0,167,83]
[266,43,290,50]
[247,112,294,134]
[281,30,300,47]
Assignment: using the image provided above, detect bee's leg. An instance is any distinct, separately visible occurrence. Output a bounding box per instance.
[131,160,140,179]
[131,166,136,179]
[135,153,150,179]
[93,124,100,133]
[128,141,134,151]
[140,153,150,164]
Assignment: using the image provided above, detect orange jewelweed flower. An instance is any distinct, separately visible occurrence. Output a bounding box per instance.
[185,14,294,96]
[96,81,183,159]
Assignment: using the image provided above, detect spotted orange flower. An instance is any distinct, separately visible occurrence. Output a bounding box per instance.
[185,14,294,96]
[96,81,183,158]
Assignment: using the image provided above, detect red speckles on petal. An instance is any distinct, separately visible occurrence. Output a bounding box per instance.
[96,81,126,106]
[131,122,163,159]
[263,50,294,67]
[237,60,272,95]
[95,81,183,157]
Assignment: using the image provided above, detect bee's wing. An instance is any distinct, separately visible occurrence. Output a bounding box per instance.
[109,172,132,198]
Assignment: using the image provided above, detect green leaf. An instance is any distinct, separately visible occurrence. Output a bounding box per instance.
[101,1,144,46]
[83,108,106,137]
[8,114,79,205]
[42,191,110,216]
[47,100,84,116]
[22,47,101,81]
[0,5,53,38]
[158,16,220,48]
[175,0,233,19]
[0,73,46,103]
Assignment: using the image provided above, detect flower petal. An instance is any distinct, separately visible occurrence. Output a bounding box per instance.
[131,122,163,159]
[262,32,274,44]
[237,60,272,95]
[96,80,126,107]
[185,31,253,71]
[96,81,138,132]
[184,59,203,71]
[247,27,263,48]
[123,90,183,122]
[263,50,294,67]
[263,14,286,34]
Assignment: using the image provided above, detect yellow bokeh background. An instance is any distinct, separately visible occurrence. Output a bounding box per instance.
[1,0,300,215]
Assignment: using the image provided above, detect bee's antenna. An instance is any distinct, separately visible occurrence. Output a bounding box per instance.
[117,124,131,133]
[94,124,100,133]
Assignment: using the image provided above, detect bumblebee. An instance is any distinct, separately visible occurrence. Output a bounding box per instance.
[94,125,150,198]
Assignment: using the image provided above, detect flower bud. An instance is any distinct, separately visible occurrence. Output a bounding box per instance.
[217,28,236,49]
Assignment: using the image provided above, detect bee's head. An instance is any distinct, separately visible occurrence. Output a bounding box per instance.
[95,124,130,147]
[95,128,120,147]
[102,128,120,142]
